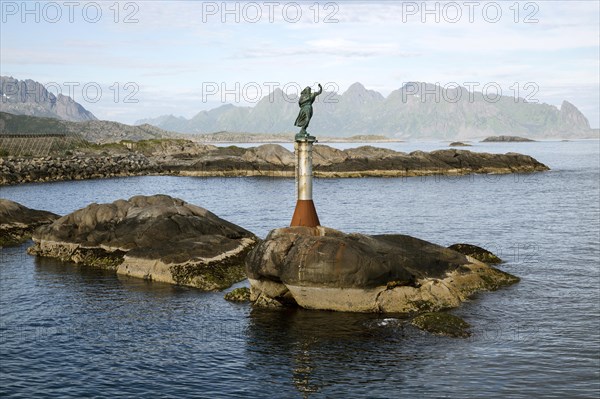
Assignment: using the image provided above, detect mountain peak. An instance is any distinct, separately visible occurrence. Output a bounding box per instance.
[560,100,590,129]
[346,82,367,93]
[342,82,384,103]
[0,76,96,122]
[137,80,591,139]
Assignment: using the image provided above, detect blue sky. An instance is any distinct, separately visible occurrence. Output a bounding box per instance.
[1,0,599,127]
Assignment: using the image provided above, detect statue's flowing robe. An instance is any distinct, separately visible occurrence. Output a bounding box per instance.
[294,92,315,128]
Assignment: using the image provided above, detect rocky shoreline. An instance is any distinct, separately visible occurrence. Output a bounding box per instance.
[0,154,159,185]
[0,141,550,185]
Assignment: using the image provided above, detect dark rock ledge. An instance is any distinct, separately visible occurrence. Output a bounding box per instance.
[0,199,59,246]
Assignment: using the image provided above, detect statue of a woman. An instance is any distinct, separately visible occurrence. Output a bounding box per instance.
[294,83,322,138]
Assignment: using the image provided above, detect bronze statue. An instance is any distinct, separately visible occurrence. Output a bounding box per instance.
[294,83,322,140]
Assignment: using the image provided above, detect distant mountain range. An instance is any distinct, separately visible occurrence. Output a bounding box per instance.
[1,76,97,122]
[137,82,594,139]
[0,77,595,140]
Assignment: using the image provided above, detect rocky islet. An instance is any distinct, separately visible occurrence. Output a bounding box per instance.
[245,226,519,314]
[1,142,550,185]
[27,195,259,291]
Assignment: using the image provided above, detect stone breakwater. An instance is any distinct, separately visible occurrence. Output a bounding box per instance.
[0,154,158,185]
[0,143,551,186]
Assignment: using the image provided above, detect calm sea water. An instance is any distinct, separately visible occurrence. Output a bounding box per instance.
[1,140,599,398]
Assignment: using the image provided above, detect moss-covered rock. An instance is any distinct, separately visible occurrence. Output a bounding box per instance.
[411,312,471,338]
[224,287,251,302]
[169,248,252,291]
[448,243,502,264]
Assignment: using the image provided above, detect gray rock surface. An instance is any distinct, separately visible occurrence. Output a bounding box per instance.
[28,195,258,290]
[246,226,519,313]
[187,144,550,178]
[0,199,59,245]
[241,144,295,166]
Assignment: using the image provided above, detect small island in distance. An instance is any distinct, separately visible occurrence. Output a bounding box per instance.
[449,141,472,147]
[482,135,536,142]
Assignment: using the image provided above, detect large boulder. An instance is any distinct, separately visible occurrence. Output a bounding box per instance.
[246,226,519,313]
[0,199,59,246]
[312,145,349,166]
[344,145,400,159]
[28,195,259,290]
[241,144,294,166]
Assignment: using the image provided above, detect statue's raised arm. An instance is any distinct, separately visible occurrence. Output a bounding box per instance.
[294,83,322,141]
[313,83,323,98]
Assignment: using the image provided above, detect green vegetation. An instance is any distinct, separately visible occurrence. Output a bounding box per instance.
[0,126,200,157]
[224,287,251,302]
[478,268,520,290]
[70,248,125,270]
[170,244,255,291]
[0,111,65,134]
[0,233,30,247]
[0,111,179,145]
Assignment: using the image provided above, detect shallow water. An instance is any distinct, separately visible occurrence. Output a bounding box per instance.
[1,140,599,398]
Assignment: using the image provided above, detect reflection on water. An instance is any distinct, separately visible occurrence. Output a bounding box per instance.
[246,308,430,397]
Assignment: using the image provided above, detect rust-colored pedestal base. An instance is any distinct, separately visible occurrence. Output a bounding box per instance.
[290,200,320,227]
